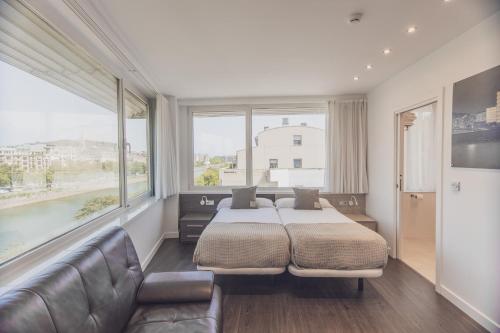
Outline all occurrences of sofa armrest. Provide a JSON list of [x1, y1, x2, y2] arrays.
[[137, 271, 214, 304]]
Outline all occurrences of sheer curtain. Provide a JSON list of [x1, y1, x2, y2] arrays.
[[404, 103, 436, 192], [155, 94, 178, 199], [327, 98, 368, 193]]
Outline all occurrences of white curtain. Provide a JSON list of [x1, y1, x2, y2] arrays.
[[155, 94, 179, 199], [404, 103, 435, 192], [327, 98, 369, 193]]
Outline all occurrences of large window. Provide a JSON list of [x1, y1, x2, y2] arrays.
[[190, 106, 326, 188], [0, 0, 151, 264], [192, 111, 246, 187], [125, 91, 150, 200]]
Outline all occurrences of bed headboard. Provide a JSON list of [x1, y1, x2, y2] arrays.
[[178, 192, 365, 217]]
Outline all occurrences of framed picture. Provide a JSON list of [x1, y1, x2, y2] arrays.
[[452, 65, 500, 169]]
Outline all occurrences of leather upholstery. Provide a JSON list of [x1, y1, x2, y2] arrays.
[[127, 285, 222, 333], [137, 271, 215, 303], [0, 227, 222, 333]]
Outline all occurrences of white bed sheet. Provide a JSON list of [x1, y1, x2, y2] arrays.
[[211, 207, 282, 224], [277, 207, 355, 225]]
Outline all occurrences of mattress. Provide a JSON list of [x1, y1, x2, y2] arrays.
[[193, 208, 290, 269], [279, 208, 388, 270]]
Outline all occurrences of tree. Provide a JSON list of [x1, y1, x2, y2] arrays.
[[0, 164, 23, 188], [209, 156, 224, 165], [75, 195, 119, 219], [195, 168, 220, 186], [45, 167, 55, 190]]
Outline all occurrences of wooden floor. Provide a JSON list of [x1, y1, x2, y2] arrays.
[[146, 239, 486, 333]]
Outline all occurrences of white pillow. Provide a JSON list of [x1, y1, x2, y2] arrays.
[[275, 197, 334, 209], [216, 197, 274, 210]]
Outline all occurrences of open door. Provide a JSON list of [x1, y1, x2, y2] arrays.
[[397, 103, 437, 283]]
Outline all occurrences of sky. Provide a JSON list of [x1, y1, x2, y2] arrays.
[[193, 112, 326, 156], [0, 61, 147, 152]]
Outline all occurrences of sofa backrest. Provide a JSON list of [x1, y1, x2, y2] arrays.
[[0, 227, 144, 333]]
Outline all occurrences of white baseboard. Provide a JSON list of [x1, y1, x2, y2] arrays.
[[436, 284, 499, 332], [164, 231, 179, 239], [141, 232, 166, 269]]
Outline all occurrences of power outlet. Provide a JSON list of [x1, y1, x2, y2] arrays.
[[205, 200, 215, 206]]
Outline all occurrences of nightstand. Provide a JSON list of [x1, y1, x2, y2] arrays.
[[179, 212, 215, 243], [344, 214, 377, 232]]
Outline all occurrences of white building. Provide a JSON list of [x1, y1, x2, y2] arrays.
[[220, 123, 325, 187]]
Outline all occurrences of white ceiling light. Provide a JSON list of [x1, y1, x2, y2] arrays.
[[366, 64, 373, 70], [383, 48, 392, 55], [407, 26, 417, 34], [353, 76, 359, 81]]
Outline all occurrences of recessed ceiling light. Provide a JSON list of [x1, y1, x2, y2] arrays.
[[353, 76, 359, 81], [407, 26, 417, 34], [366, 64, 373, 70], [443, 0, 452, 2], [383, 48, 391, 55]]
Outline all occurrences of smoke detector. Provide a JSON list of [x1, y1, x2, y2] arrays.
[[349, 13, 363, 24]]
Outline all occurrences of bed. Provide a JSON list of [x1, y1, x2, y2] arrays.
[[277, 198, 388, 288], [193, 198, 290, 275]]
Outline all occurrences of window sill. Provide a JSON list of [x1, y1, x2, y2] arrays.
[[0, 195, 159, 294]]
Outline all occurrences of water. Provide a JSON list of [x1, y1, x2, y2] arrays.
[[0, 181, 146, 263]]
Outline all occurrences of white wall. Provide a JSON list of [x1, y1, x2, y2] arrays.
[[366, 12, 500, 331]]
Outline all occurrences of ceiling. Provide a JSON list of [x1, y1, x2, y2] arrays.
[[87, 0, 499, 98]]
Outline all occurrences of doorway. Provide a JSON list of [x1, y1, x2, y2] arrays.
[[397, 102, 437, 283]]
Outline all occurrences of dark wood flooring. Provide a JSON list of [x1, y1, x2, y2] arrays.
[[146, 239, 486, 333]]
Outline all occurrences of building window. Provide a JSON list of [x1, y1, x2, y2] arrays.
[[293, 159, 303, 168], [192, 111, 246, 187], [125, 90, 150, 200], [269, 159, 278, 169], [293, 135, 302, 146], [0, 0, 152, 265]]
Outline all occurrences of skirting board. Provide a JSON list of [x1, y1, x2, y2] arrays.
[[141, 232, 166, 270], [436, 284, 499, 332], [164, 231, 179, 239]]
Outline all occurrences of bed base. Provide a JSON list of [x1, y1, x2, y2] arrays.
[[287, 264, 383, 291], [197, 265, 286, 275]]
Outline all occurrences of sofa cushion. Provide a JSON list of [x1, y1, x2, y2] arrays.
[[125, 285, 222, 333]]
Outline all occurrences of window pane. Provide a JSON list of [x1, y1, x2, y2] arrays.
[[125, 91, 150, 200], [193, 112, 246, 186], [252, 109, 326, 187], [0, 61, 119, 263]]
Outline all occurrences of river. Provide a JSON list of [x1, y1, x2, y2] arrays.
[[0, 181, 146, 263]]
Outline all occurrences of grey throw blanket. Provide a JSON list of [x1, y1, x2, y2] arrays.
[[285, 223, 388, 270], [193, 223, 290, 268]]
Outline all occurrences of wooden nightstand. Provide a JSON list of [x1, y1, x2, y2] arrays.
[[179, 212, 214, 243], [344, 214, 377, 232]]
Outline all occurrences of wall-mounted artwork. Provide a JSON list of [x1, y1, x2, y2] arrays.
[[452, 65, 500, 169]]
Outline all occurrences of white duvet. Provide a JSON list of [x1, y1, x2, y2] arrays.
[[211, 207, 282, 224], [278, 207, 355, 225]]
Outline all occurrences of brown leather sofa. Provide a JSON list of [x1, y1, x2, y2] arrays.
[[0, 227, 222, 333]]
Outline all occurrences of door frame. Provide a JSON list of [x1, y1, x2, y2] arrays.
[[393, 90, 444, 288]]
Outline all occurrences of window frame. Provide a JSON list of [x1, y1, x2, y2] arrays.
[[187, 103, 328, 191], [123, 88, 153, 206], [0, 0, 155, 266], [293, 135, 303, 146]]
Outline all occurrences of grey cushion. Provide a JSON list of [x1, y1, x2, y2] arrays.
[[293, 188, 322, 210], [231, 186, 257, 209], [137, 271, 214, 304]]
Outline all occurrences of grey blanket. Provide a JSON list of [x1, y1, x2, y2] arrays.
[[285, 223, 388, 270], [193, 223, 290, 269]]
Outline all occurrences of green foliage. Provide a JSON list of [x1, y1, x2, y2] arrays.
[[195, 168, 220, 186], [45, 167, 55, 190], [209, 156, 225, 165], [101, 161, 117, 171], [195, 160, 205, 167], [75, 195, 119, 219], [128, 161, 147, 175], [0, 164, 23, 188]]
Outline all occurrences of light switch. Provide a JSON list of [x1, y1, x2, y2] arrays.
[[451, 181, 461, 192]]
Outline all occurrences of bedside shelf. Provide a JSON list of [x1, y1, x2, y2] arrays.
[[344, 213, 377, 232], [179, 212, 215, 243]]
